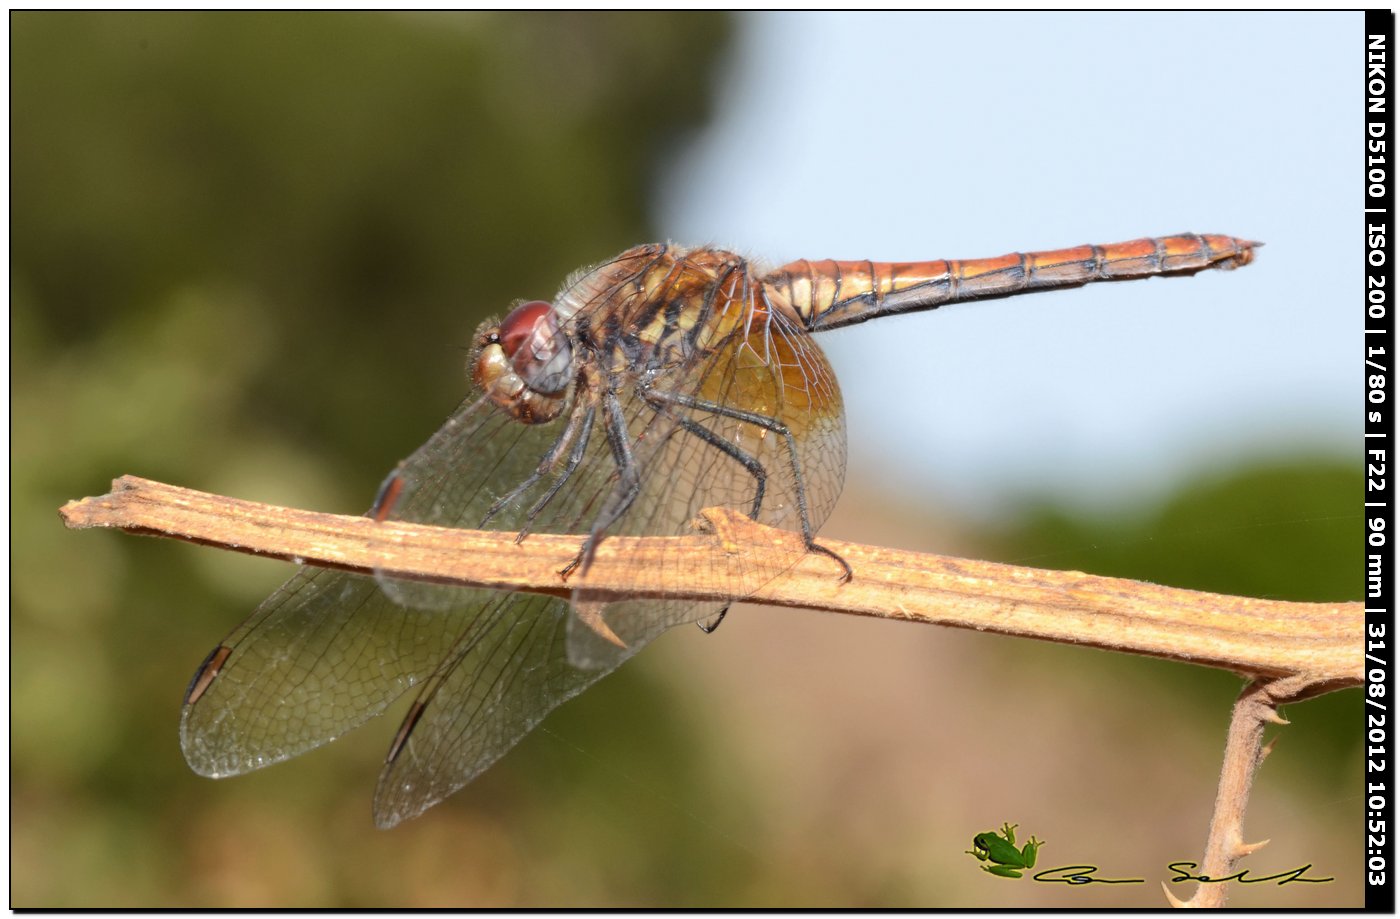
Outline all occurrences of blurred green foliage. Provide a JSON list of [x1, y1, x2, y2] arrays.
[[13, 12, 1359, 907], [995, 459, 1359, 602], [987, 456, 1362, 800]]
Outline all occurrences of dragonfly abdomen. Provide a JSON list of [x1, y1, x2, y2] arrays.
[[767, 233, 1259, 332]]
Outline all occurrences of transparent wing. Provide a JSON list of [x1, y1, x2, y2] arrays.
[[180, 392, 585, 778], [370, 589, 612, 828], [180, 250, 848, 826], [179, 565, 468, 778]]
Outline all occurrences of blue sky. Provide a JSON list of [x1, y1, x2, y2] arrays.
[[659, 12, 1356, 520]]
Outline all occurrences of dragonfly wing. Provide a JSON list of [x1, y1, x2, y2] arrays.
[[180, 565, 467, 777], [371, 588, 631, 828], [179, 393, 549, 777]]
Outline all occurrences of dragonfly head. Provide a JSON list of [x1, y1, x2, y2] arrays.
[[472, 300, 572, 424]]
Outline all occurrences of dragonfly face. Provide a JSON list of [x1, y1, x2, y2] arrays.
[[179, 233, 1257, 827]]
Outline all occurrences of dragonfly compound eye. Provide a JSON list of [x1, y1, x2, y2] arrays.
[[498, 300, 572, 395], [472, 300, 572, 424]]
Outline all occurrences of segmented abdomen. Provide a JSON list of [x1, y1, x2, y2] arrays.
[[766, 233, 1259, 332]]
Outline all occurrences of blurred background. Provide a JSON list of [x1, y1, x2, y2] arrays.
[[13, 11, 1360, 907]]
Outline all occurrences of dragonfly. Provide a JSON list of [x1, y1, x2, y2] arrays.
[[180, 232, 1258, 827]]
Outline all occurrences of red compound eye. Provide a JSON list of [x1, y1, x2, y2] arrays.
[[497, 300, 555, 360], [489, 299, 571, 398]]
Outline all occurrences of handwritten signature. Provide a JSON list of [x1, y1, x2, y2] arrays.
[[1022, 862, 1333, 886]]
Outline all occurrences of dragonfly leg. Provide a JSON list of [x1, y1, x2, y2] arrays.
[[480, 403, 595, 543], [644, 387, 852, 582], [479, 408, 580, 526], [663, 413, 766, 519], [567, 391, 642, 577], [806, 541, 853, 582], [516, 406, 596, 539]]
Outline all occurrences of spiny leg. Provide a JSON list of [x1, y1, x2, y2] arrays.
[[664, 414, 767, 520], [659, 410, 772, 635], [484, 405, 597, 546], [563, 389, 643, 579], [645, 387, 852, 583], [515, 406, 596, 541], [557, 388, 771, 633], [804, 541, 852, 582], [479, 402, 590, 530]]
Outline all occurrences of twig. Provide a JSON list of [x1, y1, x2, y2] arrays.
[[61, 475, 1362, 905], [1163, 675, 1312, 908], [59, 476, 1362, 691]]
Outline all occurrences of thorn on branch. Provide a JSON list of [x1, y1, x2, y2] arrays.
[[1234, 838, 1271, 858]]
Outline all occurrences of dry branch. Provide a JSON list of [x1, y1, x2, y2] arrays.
[[62, 475, 1362, 907], [61, 475, 1361, 696]]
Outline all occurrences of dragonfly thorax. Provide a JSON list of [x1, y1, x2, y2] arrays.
[[472, 299, 573, 424]]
